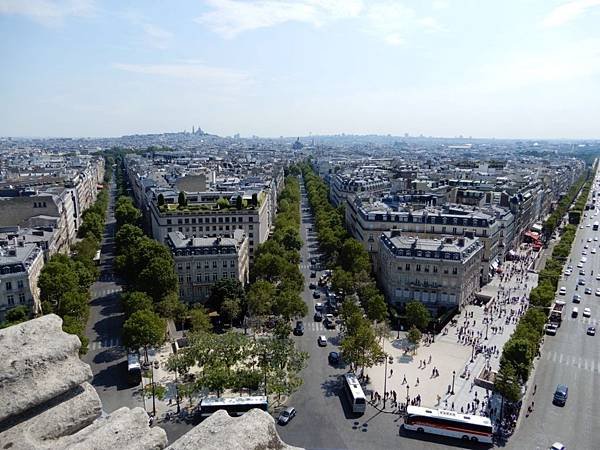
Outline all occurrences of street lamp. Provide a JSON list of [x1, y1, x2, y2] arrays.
[[485, 322, 489, 340], [383, 353, 388, 408], [471, 342, 475, 363], [406, 385, 410, 406], [451, 370, 456, 395]]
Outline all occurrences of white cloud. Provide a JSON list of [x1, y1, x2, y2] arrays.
[[542, 0, 600, 28], [0, 0, 95, 25], [142, 23, 173, 50], [112, 62, 251, 86], [196, 0, 363, 39]]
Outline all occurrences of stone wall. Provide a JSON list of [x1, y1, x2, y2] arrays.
[[0, 315, 301, 450]]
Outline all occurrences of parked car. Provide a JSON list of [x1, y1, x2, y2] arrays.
[[546, 324, 558, 336], [317, 335, 328, 346], [572, 307, 579, 317], [585, 287, 592, 295], [583, 307, 591, 318], [315, 302, 324, 311], [549, 442, 565, 450], [314, 312, 323, 321], [572, 294, 581, 303], [309, 282, 316, 290], [587, 326, 596, 336], [310, 272, 317, 278], [559, 287, 567, 295], [278, 406, 296, 425]]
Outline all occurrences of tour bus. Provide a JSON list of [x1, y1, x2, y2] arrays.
[[403, 406, 493, 444], [198, 396, 268, 417], [126, 352, 142, 386], [593, 221, 599, 231], [342, 372, 367, 414]]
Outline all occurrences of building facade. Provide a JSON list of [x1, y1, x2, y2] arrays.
[[165, 230, 249, 303], [377, 231, 483, 314]]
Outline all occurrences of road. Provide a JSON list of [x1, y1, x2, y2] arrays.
[[277, 176, 485, 450], [508, 171, 600, 450], [82, 178, 142, 413]]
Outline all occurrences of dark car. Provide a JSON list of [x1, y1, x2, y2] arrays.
[[310, 272, 317, 278], [553, 384, 568, 406], [312, 291, 321, 299], [314, 312, 323, 322], [328, 351, 340, 365], [293, 321, 304, 336], [309, 282, 316, 290]]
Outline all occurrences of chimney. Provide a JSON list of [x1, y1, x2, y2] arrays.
[[458, 238, 465, 247]]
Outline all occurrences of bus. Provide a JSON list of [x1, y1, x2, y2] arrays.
[[198, 396, 268, 417], [342, 373, 367, 414], [593, 221, 599, 231], [126, 352, 142, 386], [403, 406, 493, 444]]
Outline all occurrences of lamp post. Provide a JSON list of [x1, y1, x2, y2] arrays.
[[471, 342, 475, 363], [383, 354, 388, 408], [406, 385, 410, 406], [451, 370, 456, 395], [485, 321, 489, 340]]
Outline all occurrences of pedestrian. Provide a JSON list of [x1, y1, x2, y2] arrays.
[[370, 391, 373, 401], [416, 377, 419, 386], [390, 368, 393, 377], [402, 375, 407, 384]]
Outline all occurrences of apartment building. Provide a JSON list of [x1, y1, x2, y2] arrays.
[[0, 241, 44, 321], [377, 231, 483, 314], [165, 230, 249, 303]]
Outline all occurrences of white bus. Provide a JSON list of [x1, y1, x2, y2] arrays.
[[403, 406, 493, 444], [198, 396, 268, 417], [126, 352, 141, 386], [342, 373, 367, 414]]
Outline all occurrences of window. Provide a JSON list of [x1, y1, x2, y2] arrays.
[[19, 293, 26, 303], [167, 227, 172, 232], [204, 274, 210, 282], [192, 227, 197, 232], [197, 262, 202, 269], [405, 263, 410, 271], [218, 217, 223, 223], [178, 227, 183, 232], [17, 280, 24, 289], [416, 264, 421, 272], [5, 281, 12, 291], [186, 274, 192, 282], [223, 261, 228, 268], [167, 219, 172, 225], [7, 294, 14, 305], [178, 275, 183, 282], [186, 262, 191, 270], [230, 272, 236, 278], [249, 224, 254, 230], [248, 217, 253, 222], [178, 219, 182, 224], [212, 273, 218, 281], [433, 266, 438, 273], [230, 260, 235, 268], [196, 274, 201, 282], [424, 265, 430, 273], [249, 233, 254, 238], [177, 263, 183, 270], [185, 218, 189, 224], [452, 227, 457, 234], [213, 261, 217, 268]]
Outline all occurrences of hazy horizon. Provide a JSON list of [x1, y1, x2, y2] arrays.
[[1, 0, 600, 139]]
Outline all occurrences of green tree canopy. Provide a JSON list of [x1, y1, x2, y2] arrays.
[[121, 291, 154, 318], [136, 257, 179, 302], [405, 301, 431, 331], [122, 310, 165, 352]]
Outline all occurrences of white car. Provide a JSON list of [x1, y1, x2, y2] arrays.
[[559, 286, 567, 295], [583, 307, 591, 318], [564, 269, 572, 276], [317, 335, 327, 346], [588, 238, 593, 242], [584, 244, 589, 249], [595, 237, 599, 241], [592, 248, 597, 254], [577, 262, 584, 268], [549, 443, 565, 450]]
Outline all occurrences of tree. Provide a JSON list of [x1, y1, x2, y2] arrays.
[[247, 280, 275, 318], [251, 193, 258, 207], [155, 292, 187, 321], [115, 224, 144, 254], [494, 361, 521, 403], [406, 326, 422, 354], [338, 238, 371, 274], [57, 290, 89, 321], [280, 228, 303, 252], [207, 278, 245, 312], [38, 256, 79, 306], [136, 257, 179, 302], [501, 338, 534, 382], [121, 291, 154, 318], [178, 191, 187, 207], [157, 193, 165, 207], [4, 305, 29, 324], [273, 289, 307, 320], [198, 364, 230, 397], [217, 197, 230, 209], [122, 310, 165, 352], [78, 211, 104, 241], [115, 196, 141, 228], [273, 320, 292, 339], [405, 301, 431, 331], [365, 293, 388, 323], [236, 195, 243, 210], [221, 297, 242, 326], [332, 269, 354, 295], [340, 321, 384, 372], [189, 306, 212, 332]]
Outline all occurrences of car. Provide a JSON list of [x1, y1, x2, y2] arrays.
[[578, 278, 586, 285], [567, 264, 573, 270], [572, 294, 581, 303], [572, 307, 579, 317], [546, 324, 558, 335], [310, 272, 316, 278], [580, 269, 586, 276], [293, 321, 304, 336], [582, 250, 587, 255], [584, 245, 589, 250], [309, 282, 316, 290], [559, 287, 567, 295], [580, 226, 584, 229], [587, 326, 596, 336], [581, 256, 588, 262], [549, 443, 566, 450], [583, 307, 591, 317], [577, 262, 584, 268], [278, 406, 296, 425], [314, 312, 322, 321], [595, 237, 599, 241], [585, 287, 592, 295], [587, 224, 591, 227], [588, 237, 592, 242], [310, 257, 317, 264], [324, 314, 336, 329], [593, 248, 597, 254], [315, 302, 323, 311], [564, 269, 572, 276], [317, 335, 327, 346], [596, 274, 600, 281], [553, 384, 568, 406], [312, 291, 321, 299], [328, 351, 340, 365], [596, 289, 600, 296]]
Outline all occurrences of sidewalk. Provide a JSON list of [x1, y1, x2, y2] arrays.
[[365, 244, 544, 421]]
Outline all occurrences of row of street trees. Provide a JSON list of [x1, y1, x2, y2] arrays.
[[496, 164, 596, 403], [33, 168, 111, 351]]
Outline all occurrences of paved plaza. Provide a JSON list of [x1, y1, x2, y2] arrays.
[[366, 245, 542, 423]]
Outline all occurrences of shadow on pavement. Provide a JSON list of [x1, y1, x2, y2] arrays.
[[399, 427, 492, 449], [320, 375, 340, 398], [93, 346, 126, 364], [92, 315, 124, 338], [92, 360, 132, 391]]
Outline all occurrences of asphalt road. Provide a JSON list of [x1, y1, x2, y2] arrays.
[[277, 176, 487, 450], [507, 173, 600, 450], [82, 180, 143, 413]]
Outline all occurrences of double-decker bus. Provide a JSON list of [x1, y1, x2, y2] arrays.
[[342, 372, 367, 414], [403, 406, 493, 444], [198, 396, 268, 417]]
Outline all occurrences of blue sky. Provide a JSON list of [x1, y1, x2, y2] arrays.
[[1, 0, 600, 139]]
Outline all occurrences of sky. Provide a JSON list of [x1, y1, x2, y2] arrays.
[[1, 0, 600, 139]]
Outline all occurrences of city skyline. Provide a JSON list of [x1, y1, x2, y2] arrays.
[[1, 0, 600, 139]]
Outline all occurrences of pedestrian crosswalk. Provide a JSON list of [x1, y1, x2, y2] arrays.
[[300, 264, 311, 269], [305, 322, 333, 332], [89, 337, 122, 351], [92, 287, 122, 299], [565, 316, 598, 326], [543, 350, 600, 373]]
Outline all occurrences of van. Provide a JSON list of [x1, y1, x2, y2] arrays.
[[572, 307, 579, 318], [553, 384, 568, 406]]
